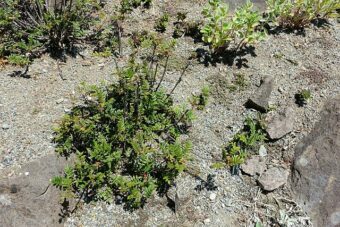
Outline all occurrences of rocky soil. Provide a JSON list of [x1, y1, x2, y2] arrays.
[[1, 0, 339, 226]]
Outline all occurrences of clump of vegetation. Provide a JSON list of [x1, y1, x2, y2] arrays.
[[155, 13, 170, 33], [227, 73, 248, 92], [201, 0, 266, 54], [120, 0, 152, 14], [223, 117, 266, 175], [190, 86, 210, 110], [52, 53, 194, 209], [173, 12, 202, 40], [91, 19, 122, 57], [265, 0, 340, 29], [0, 0, 101, 65], [295, 89, 312, 107]]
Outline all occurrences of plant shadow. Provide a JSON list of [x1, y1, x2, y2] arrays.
[[196, 46, 257, 69]]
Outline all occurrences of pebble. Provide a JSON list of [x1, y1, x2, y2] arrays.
[[209, 193, 217, 201], [56, 98, 64, 104], [24, 172, 30, 176], [204, 218, 211, 224], [259, 145, 267, 157], [64, 108, 71, 113], [2, 123, 10, 130]]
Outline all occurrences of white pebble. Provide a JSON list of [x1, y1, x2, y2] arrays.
[[209, 193, 217, 201]]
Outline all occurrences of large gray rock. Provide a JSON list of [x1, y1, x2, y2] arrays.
[[0, 154, 70, 227], [246, 76, 275, 112], [291, 95, 340, 227], [266, 107, 295, 139]]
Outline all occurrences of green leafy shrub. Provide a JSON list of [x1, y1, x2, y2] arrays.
[[91, 19, 121, 57], [266, 0, 340, 29], [0, 0, 100, 64], [201, 0, 266, 53], [52, 57, 194, 209], [223, 117, 266, 175], [155, 13, 170, 33]]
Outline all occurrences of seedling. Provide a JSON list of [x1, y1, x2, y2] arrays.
[[190, 86, 210, 110], [295, 89, 311, 107], [155, 13, 170, 33], [223, 117, 266, 175]]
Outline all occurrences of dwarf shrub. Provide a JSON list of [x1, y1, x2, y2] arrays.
[[52, 56, 194, 209]]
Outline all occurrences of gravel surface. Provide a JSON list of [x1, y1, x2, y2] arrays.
[[0, 0, 339, 226]]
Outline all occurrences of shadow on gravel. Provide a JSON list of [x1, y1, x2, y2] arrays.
[[196, 46, 257, 69]]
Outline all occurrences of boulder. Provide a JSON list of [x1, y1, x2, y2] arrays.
[[245, 76, 274, 112], [291, 95, 340, 227], [0, 154, 70, 227], [266, 107, 295, 139]]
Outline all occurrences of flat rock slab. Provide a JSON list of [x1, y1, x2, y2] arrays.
[[291, 95, 340, 227], [258, 167, 289, 191], [0, 154, 69, 227], [241, 156, 266, 176], [266, 107, 295, 139], [246, 76, 274, 112]]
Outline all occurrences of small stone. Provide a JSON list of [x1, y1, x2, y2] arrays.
[[204, 218, 211, 224], [56, 98, 64, 104], [259, 145, 267, 157], [245, 76, 275, 112], [2, 123, 10, 130], [209, 193, 217, 201], [24, 172, 29, 176], [258, 167, 289, 191], [241, 156, 266, 176], [64, 108, 71, 113], [266, 107, 295, 139]]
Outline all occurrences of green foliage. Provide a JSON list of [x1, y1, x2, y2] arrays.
[[52, 57, 194, 209], [190, 86, 210, 110], [173, 12, 202, 39], [227, 73, 248, 92], [266, 0, 340, 29], [120, 0, 152, 14], [201, 0, 266, 53], [91, 19, 121, 57], [155, 13, 170, 33], [0, 0, 101, 64], [295, 89, 311, 106], [223, 117, 266, 175]]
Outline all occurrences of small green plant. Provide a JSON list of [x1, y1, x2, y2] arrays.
[[201, 0, 266, 54], [227, 73, 248, 92], [0, 0, 101, 65], [173, 12, 202, 39], [190, 86, 210, 110], [295, 89, 311, 106], [266, 0, 340, 29], [155, 13, 170, 33], [52, 53, 194, 209], [223, 117, 266, 175]]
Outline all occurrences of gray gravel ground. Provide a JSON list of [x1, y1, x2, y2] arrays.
[[0, 0, 339, 226]]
